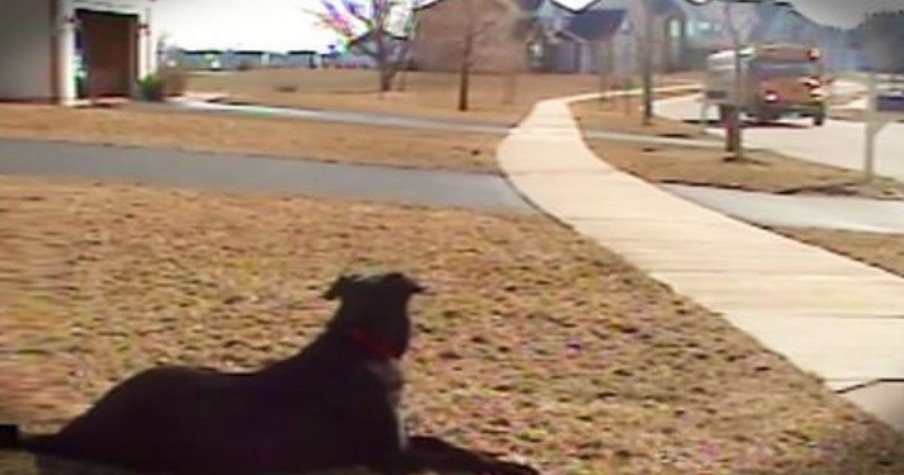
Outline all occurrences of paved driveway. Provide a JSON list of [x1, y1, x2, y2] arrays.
[[0, 139, 535, 214]]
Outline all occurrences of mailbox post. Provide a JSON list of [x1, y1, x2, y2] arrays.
[[863, 72, 904, 182]]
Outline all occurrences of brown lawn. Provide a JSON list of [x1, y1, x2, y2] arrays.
[[1, 176, 903, 475], [0, 104, 499, 173], [572, 99, 904, 200], [770, 228, 904, 278], [187, 69, 702, 126]]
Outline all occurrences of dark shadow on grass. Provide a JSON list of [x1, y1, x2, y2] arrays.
[[11, 439, 532, 475]]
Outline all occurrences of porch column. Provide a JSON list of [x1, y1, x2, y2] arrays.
[[57, 1, 77, 104], [139, 6, 154, 79]]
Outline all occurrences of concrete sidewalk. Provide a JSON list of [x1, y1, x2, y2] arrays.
[[497, 91, 904, 434]]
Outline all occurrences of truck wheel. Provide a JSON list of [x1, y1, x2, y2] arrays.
[[754, 112, 778, 125]]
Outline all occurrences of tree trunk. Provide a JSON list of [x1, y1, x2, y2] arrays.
[[502, 72, 517, 105], [458, 58, 471, 112], [724, 1, 744, 160], [641, 0, 655, 126], [458, 31, 474, 112], [379, 67, 394, 93]]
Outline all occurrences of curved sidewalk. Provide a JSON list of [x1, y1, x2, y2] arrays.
[[497, 91, 904, 433]]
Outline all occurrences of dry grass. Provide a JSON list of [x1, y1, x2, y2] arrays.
[[0, 104, 499, 173], [572, 94, 709, 139], [1, 176, 903, 475], [573, 100, 904, 200], [771, 228, 904, 278], [187, 69, 700, 126]]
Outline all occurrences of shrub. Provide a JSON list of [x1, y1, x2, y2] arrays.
[[137, 67, 188, 101], [138, 74, 165, 101]]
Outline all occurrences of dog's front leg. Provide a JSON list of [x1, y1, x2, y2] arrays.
[[354, 401, 421, 475]]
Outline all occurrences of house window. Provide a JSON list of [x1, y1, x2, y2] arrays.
[[669, 19, 682, 39]]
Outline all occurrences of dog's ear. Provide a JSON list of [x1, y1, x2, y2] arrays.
[[322, 274, 359, 301], [387, 272, 430, 295]]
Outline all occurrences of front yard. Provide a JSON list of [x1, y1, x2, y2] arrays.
[[186, 69, 701, 126], [0, 104, 500, 174], [572, 99, 904, 200], [1, 175, 903, 475]]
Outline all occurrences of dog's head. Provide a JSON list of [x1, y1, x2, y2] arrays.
[[322, 272, 428, 302], [323, 271, 429, 358]]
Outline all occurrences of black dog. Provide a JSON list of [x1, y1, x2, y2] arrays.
[[1, 272, 539, 475]]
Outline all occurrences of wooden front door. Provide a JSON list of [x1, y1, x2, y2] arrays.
[[77, 9, 138, 99]]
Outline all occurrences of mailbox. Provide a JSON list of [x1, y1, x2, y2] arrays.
[[876, 90, 904, 113]]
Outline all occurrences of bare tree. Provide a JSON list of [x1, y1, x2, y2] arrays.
[[454, 0, 503, 112], [723, 1, 744, 157], [314, 0, 415, 92], [503, 8, 541, 106], [640, 0, 656, 125], [855, 10, 904, 73], [721, 1, 759, 160]]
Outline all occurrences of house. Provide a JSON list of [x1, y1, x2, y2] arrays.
[[285, 50, 322, 69], [542, 9, 631, 75], [411, 0, 531, 74], [173, 49, 226, 70], [524, 0, 691, 75], [0, 0, 158, 103]]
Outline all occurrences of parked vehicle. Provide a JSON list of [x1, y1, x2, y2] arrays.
[[705, 43, 831, 126]]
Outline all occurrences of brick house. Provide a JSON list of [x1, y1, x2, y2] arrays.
[[542, 9, 633, 75], [410, 0, 534, 74]]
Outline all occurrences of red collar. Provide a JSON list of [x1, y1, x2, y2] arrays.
[[345, 328, 401, 360]]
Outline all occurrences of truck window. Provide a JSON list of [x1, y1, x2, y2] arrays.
[[753, 60, 819, 78]]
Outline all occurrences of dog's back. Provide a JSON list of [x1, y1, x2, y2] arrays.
[[3, 272, 426, 475]]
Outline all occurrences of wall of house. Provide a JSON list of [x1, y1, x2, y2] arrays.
[[0, 0, 54, 101], [412, 0, 527, 74]]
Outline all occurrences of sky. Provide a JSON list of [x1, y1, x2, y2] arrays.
[[154, 0, 904, 52]]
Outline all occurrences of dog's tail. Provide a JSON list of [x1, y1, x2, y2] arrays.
[[0, 424, 20, 449]]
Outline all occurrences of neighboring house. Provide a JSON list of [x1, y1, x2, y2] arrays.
[[531, 0, 691, 75], [174, 49, 324, 71], [0, 0, 158, 103], [285, 50, 322, 69], [543, 9, 631, 75], [174, 50, 226, 70], [411, 0, 531, 74], [230, 50, 273, 70], [580, 0, 692, 74]]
